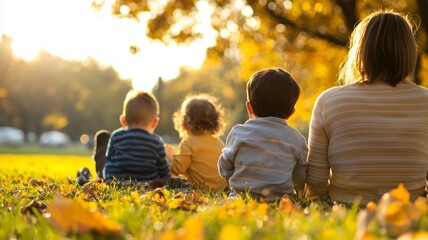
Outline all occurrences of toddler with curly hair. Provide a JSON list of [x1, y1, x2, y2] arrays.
[[166, 94, 227, 192]]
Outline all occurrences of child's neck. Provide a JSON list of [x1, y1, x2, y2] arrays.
[[126, 124, 153, 134], [186, 130, 212, 137]]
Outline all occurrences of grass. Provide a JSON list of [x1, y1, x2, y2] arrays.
[[0, 143, 92, 156], [1, 153, 427, 239]]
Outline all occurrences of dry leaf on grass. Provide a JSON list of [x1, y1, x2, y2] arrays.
[[356, 184, 428, 238], [21, 200, 47, 215], [47, 195, 122, 235]]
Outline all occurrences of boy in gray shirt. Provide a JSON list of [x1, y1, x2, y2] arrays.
[[218, 68, 307, 202]]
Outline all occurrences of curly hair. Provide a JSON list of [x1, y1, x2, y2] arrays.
[[173, 94, 225, 138]]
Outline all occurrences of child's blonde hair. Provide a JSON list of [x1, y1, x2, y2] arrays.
[[339, 10, 417, 86], [173, 94, 225, 138]]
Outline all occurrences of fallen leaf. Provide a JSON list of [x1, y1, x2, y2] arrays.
[[375, 184, 425, 237], [21, 200, 47, 215], [389, 184, 410, 203], [219, 224, 243, 240], [28, 178, 47, 187], [177, 216, 205, 240], [354, 229, 378, 240], [414, 197, 428, 213], [279, 197, 293, 214], [48, 195, 122, 235], [398, 231, 428, 240]]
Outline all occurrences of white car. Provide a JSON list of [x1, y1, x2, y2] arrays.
[[0, 127, 24, 146], [40, 131, 70, 147]]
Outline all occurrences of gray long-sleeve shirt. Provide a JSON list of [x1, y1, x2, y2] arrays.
[[218, 117, 308, 202]]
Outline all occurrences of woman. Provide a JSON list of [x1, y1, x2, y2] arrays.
[[306, 10, 428, 205]]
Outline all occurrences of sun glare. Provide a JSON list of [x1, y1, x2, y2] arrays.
[[0, 0, 216, 92], [11, 40, 40, 61]]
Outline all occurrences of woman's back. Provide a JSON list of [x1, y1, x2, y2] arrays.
[[307, 81, 428, 204]]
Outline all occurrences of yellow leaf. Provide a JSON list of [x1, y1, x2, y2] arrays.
[[130, 191, 140, 200], [219, 224, 243, 240], [178, 216, 205, 240], [168, 198, 183, 209], [159, 230, 176, 240], [398, 231, 428, 240], [355, 230, 378, 240], [389, 184, 410, 203], [366, 202, 377, 211], [234, 196, 246, 209], [256, 203, 269, 218], [414, 197, 428, 213], [279, 197, 294, 214], [48, 195, 122, 235]]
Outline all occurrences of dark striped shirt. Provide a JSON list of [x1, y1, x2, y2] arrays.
[[103, 128, 170, 181]]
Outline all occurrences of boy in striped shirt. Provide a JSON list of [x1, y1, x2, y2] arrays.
[[99, 90, 170, 181]]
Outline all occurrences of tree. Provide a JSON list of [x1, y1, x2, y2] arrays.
[[95, 0, 428, 133], [0, 36, 132, 141], [99, 0, 427, 61]]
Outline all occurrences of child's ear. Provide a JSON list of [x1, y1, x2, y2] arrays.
[[119, 115, 128, 127], [150, 117, 159, 130], [246, 101, 255, 119]]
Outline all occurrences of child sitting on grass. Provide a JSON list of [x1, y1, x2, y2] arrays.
[[78, 89, 170, 185], [166, 94, 227, 192], [218, 68, 308, 202], [103, 90, 170, 181]]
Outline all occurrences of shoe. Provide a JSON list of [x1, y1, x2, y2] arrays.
[[76, 167, 92, 186], [93, 130, 111, 179], [228, 191, 239, 200], [166, 177, 191, 188]]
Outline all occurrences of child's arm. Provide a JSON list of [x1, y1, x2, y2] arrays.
[[218, 151, 234, 180], [292, 140, 308, 197], [218, 130, 237, 180], [156, 139, 171, 179], [170, 140, 192, 175], [164, 144, 175, 163]]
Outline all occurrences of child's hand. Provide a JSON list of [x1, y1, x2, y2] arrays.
[[164, 144, 176, 163]]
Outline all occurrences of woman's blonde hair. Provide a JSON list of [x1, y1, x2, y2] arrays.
[[338, 10, 417, 86], [173, 94, 225, 138]]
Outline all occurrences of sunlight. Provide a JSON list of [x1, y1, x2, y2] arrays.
[[11, 40, 40, 61], [0, 0, 216, 92]]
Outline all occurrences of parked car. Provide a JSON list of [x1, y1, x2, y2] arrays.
[[0, 127, 24, 146], [40, 131, 70, 147]]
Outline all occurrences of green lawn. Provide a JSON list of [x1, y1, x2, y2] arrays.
[[0, 143, 92, 156], [0, 153, 427, 239]]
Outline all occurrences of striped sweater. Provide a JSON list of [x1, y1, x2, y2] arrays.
[[104, 128, 170, 181], [306, 81, 428, 204]]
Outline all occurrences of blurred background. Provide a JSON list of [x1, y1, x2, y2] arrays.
[[0, 0, 427, 151]]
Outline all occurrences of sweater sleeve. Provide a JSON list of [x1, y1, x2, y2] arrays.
[[218, 130, 236, 179], [170, 139, 192, 175], [292, 139, 308, 191], [306, 94, 330, 198], [156, 138, 170, 179]]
